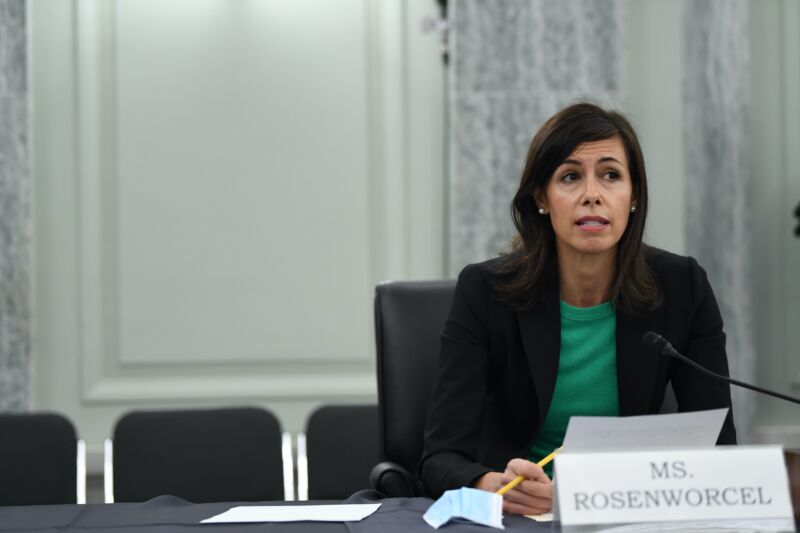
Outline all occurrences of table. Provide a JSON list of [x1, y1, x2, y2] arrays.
[[2, 490, 797, 532], [0, 491, 550, 532]]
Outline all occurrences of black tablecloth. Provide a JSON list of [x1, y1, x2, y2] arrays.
[[0, 491, 552, 532]]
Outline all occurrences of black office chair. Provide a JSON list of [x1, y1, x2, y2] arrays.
[[297, 404, 380, 500], [0, 412, 85, 505], [370, 280, 456, 497], [108, 406, 288, 503]]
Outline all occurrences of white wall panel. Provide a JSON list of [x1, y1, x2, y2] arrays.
[[751, 0, 800, 447], [112, 0, 371, 365], [31, 0, 447, 452], [624, 0, 685, 255]]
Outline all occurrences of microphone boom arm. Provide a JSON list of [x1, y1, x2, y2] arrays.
[[643, 331, 800, 406], [664, 345, 800, 406]]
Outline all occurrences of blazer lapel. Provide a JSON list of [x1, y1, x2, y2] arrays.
[[616, 307, 664, 415], [517, 297, 561, 432]]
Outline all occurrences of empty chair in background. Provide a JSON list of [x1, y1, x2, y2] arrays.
[[370, 280, 455, 497], [107, 406, 291, 503], [297, 404, 379, 500], [0, 412, 86, 506]]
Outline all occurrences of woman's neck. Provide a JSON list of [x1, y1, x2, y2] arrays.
[[556, 245, 616, 308]]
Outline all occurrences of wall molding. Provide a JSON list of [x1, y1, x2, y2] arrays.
[[84, 372, 376, 403], [73, 0, 379, 404]]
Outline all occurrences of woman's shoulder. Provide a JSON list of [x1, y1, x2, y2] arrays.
[[644, 246, 712, 299], [455, 257, 501, 291], [457, 256, 505, 279], [645, 246, 704, 274], [454, 256, 513, 302]]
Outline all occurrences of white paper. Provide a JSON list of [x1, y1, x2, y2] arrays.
[[562, 408, 728, 452], [201, 503, 381, 524], [524, 512, 554, 522]]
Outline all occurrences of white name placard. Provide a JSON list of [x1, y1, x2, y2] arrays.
[[555, 446, 794, 527]]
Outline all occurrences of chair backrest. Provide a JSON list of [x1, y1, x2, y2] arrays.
[[304, 404, 379, 500], [374, 280, 455, 483], [0, 413, 79, 506], [111, 407, 284, 503]]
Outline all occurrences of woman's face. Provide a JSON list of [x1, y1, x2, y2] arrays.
[[537, 136, 635, 259]]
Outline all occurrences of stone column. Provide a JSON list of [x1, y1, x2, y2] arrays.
[[682, 0, 753, 439], [0, 0, 31, 411], [448, 0, 625, 273]]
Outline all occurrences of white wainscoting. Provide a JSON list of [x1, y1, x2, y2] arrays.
[[30, 0, 446, 457]]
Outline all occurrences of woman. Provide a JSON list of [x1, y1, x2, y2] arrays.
[[420, 103, 737, 515]]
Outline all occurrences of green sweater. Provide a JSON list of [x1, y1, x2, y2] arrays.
[[528, 300, 620, 477]]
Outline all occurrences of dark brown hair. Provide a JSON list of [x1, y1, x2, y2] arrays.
[[494, 102, 660, 314]]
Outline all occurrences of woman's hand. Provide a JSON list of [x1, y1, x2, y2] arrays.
[[474, 459, 553, 515]]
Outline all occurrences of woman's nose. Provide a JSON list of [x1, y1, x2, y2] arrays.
[[582, 176, 601, 204]]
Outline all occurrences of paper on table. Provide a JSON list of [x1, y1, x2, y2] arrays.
[[562, 408, 728, 452], [201, 503, 381, 524], [524, 512, 553, 522]]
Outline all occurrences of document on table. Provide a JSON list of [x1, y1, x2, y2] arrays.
[[562, 408, 728, 451], [201, 503, 381, 524], [525, 512, 553, 522]]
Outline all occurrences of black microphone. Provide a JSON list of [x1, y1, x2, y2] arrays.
[[642, 331, 800, 406]]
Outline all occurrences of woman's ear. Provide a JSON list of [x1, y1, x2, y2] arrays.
[[533, 190, 547, 213]]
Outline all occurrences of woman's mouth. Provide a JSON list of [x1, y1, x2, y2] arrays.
[[576, 216, 609, 232]]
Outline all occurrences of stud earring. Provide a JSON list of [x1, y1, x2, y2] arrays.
[[538, 208, 546, 215], [630, 206, 636, 213]]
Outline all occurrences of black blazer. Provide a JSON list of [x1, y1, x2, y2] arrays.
[[419, 247, 737, 498]]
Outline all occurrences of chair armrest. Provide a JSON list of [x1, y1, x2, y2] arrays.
[[369, 461, 423, 497]]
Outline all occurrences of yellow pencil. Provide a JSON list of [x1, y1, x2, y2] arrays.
[[496, 447, 562, 495]]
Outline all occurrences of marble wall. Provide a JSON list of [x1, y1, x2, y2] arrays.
[[0, 0, 30, 411], [682, 0, 753, 439], [448, 0, 625, 273]]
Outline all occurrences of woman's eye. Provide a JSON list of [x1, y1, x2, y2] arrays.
[[561, 172, 579, 182], [603, 170, 620, 180]]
